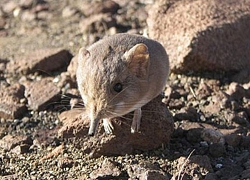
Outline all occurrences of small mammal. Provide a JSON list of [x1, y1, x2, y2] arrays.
[[76, 33, 169, 136]]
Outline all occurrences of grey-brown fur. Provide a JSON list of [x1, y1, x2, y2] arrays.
[[76, 33, 169, 136]]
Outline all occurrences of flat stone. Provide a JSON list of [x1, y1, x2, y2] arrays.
[[22, 78, 61, 111], [58, 95, 174, 157], [0, 83, 27, 119], [90, 159, 121, 179], [0, 134, 32, 150], [147, 0, 250, 72], [6, 48, 72, 75]]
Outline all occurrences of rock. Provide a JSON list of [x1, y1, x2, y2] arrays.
[[0, 59, 8, 73], [231, 69, 250, 84], [201, 128, 225, 144], [209, 143, 225, 157], [32, 2, 49, 13], [40, 144, 65, 161], [215, 164, 244, 180], [62, 6, 78, 18], [90, 159, 121, 179], [127, 161, 168, 180], [57, 157, 74, 169], [6, 48, 72, 75], [241, 169, 250, 179], [147, 0, 250, 72], [0, 83, 27, 119], [22, 78, 61, 111], [224, 133, 241, 147], [231, 111, 249, 126], [79, 13, 116, 34], [2, 1, 18, 14], [204, 173, 218, 180], [0, 134, 32, 150], [58, 95, 174, 157], [174, 106, 198, 121], [10, 144, 30, 154], [0, 17, 6, 29], [196, 81, 213, 100], [58, 108, 87, 138], [226, 82, 246, 101], [21, 10, 36, 21], [241, 136, 250, 148], [173, 155, 213, 179], [19, 0, 34, 9], [81, 0, 120, 16]]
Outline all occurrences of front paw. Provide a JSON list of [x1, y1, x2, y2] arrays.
[[103, 118, 114, 134]]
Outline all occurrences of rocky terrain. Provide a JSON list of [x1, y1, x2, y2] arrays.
[[0, 0, 250, 179]]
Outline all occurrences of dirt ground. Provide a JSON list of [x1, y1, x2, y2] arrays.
[[0, 0, 250, 179]]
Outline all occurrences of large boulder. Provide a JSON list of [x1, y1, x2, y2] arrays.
[[147, 0, 250, 73]]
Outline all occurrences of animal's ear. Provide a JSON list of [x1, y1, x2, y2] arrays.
[[124, 43, 150, 79], [78, 48, 90, 62]]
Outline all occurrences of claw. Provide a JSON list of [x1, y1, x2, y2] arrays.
[[103, 118, 114, 134], [131, 108, 142, 133]]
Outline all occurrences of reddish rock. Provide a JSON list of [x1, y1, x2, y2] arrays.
[[22, 78, 61, 111], [90, 159, 121, 179], [40, 144, 65, 161], [67, 55, 78, 84], [6, 48, 72, 75], [196, 81, 213, 100], [147, 0, 250, 72], [58, 95, 174, 157], [0, 134, 32, 150], [0, 83, 27, 119], [58, 108, 88, 138], [127, 161, 168, 180]]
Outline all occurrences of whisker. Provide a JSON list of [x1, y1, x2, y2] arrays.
[[107, 110, 133, 121], [108, 85, 131, 104]]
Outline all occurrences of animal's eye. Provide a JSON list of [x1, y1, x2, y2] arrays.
[[113, 83, 123, 93]]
